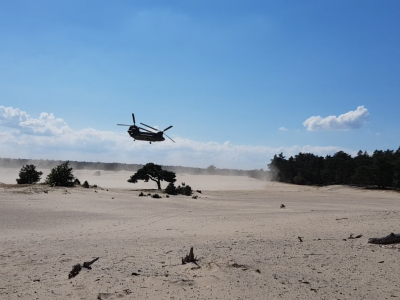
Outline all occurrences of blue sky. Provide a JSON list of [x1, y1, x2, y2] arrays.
[[1, 0, 399, 169]]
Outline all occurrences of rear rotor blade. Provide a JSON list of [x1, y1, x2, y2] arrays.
[[140, 123, 160, 132], [164, 133, 175, 143], [163, 125, 173, 132], [132, 113, 136, 125], [117, 124, 132, 126]]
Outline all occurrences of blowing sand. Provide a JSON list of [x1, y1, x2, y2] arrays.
[[1, 169, 400, 299]]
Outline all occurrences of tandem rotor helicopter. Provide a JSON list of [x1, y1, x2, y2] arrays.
[[117, 113, 175, 144]]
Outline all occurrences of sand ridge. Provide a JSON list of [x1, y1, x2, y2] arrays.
[[1, 170, 400, 299]]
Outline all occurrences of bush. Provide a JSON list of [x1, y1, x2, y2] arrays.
[[16, 165, 43, 184], [165, 182, 177, 195], [82, 181, 89, 188], [293, 175, 306, 185], [152, 193, 161, 198], [192, 195, 198, 199], [165, 182, 193, 196], [45, 161, 75, 187], [74, 178, 81, 185], [139, 192, 144, 196], [183, 185, 192, 196], [175, 183, 193, 196]]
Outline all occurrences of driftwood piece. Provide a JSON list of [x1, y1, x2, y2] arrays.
[[69, 257, 99, 279], [182, 247, 197, 265], [83, 257, 99, 269], [368, 233, 400, 244], [348, 234, 362, 239]]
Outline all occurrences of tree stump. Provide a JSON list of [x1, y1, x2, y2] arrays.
[[182, 247, 197, 264], [69, 264, 82, 279]]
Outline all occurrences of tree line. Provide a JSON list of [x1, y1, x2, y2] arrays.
[[268, 148, 400, 189], [0, 158, 270, 180]]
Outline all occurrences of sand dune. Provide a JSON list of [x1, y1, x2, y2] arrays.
[[1, 169, 400, 299]]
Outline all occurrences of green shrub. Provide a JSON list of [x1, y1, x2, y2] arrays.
[[175, 183, 193, 196], [45, 161, 75, 187], [293, 175, 306, 185], [82, 181, 89, 188], [16, 165, 43, 184], [183, 185, 192, 196], [165, 182, 177, 195], [139, 192, 144, 196], [74, 178, 81, 185], [152, 193, 161, 198]]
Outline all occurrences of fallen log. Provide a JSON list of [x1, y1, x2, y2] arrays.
[[368, 233, 400, 244]]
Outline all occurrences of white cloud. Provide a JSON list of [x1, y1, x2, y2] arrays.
[[0, 106, 355, 169], [279, 127, 288, 131], [303, 106, 369, 131], [0, 106, 71, 135]]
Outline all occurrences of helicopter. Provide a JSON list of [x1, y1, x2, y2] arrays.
[[117, 113, 175, 144]]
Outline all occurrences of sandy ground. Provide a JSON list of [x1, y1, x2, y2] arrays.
[[1, 169, 400, 299]]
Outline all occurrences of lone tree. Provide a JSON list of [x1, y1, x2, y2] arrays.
[[45, 161, 75, 187], [127, 163, 176, 189], [16, 165, 43, 184]]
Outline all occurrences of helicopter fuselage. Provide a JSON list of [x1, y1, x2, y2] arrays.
[[128, 126, 165, 142], [117, 113, 174, 143]]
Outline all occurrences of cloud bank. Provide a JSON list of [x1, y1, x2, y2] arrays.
[[303, 106, 369, 131], [0, 106, 354, 169]]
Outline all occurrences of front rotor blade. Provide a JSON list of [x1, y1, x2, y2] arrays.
[[140, 123, 160, 132], [164, 133, 175, 143], [163, 125, 173, 132], [137, 126, 153, 133], [132, 113, 135, 125], [117, 124, 132, 126]]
